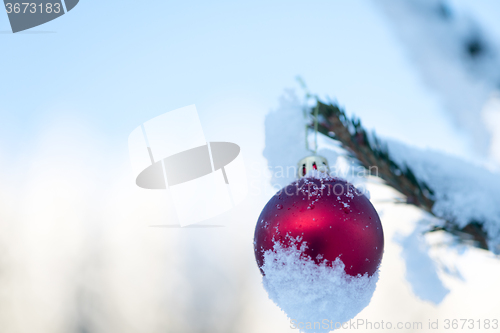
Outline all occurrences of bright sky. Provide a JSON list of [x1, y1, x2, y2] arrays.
[[1, 2, 500, 332], [1, 0, 490, 164]]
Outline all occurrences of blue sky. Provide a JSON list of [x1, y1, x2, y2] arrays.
[[2, 0, 495, 164]]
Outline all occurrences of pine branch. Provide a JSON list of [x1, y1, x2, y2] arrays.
[[311, 100, 489, 251]]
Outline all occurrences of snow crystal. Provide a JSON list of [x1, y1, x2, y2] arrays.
[[261, 240, 379, 333]]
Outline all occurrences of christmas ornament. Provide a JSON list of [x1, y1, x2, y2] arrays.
[[253, 154, 384, 328], [254, 173, 383, 276]]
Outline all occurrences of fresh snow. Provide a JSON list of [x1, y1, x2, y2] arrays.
[[386, 139, 500, 254], [262, 238, 379, 332]]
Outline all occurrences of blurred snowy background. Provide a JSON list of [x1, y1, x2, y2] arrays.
[[1, 0, 500, 332]]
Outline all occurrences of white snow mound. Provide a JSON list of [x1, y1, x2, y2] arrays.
[[261, 240, 379, 333]]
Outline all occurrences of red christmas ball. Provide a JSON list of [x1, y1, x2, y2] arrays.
[[254, 176, 384, 277]]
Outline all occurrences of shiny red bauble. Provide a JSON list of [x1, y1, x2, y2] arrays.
[[254, 176, 384, 277]]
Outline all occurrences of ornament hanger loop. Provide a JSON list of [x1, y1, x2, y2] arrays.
[[305, 100, 320, 154]]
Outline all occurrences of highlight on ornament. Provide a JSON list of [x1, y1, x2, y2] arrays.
[[253, 156, 384, 332]]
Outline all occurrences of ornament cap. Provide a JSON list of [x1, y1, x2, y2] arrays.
[[297, 155, 329, 178]]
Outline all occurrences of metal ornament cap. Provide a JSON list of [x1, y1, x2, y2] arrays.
[[297, 155, 329, 178]]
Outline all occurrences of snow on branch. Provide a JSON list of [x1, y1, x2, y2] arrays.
[[312, 100, 500, 254]]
